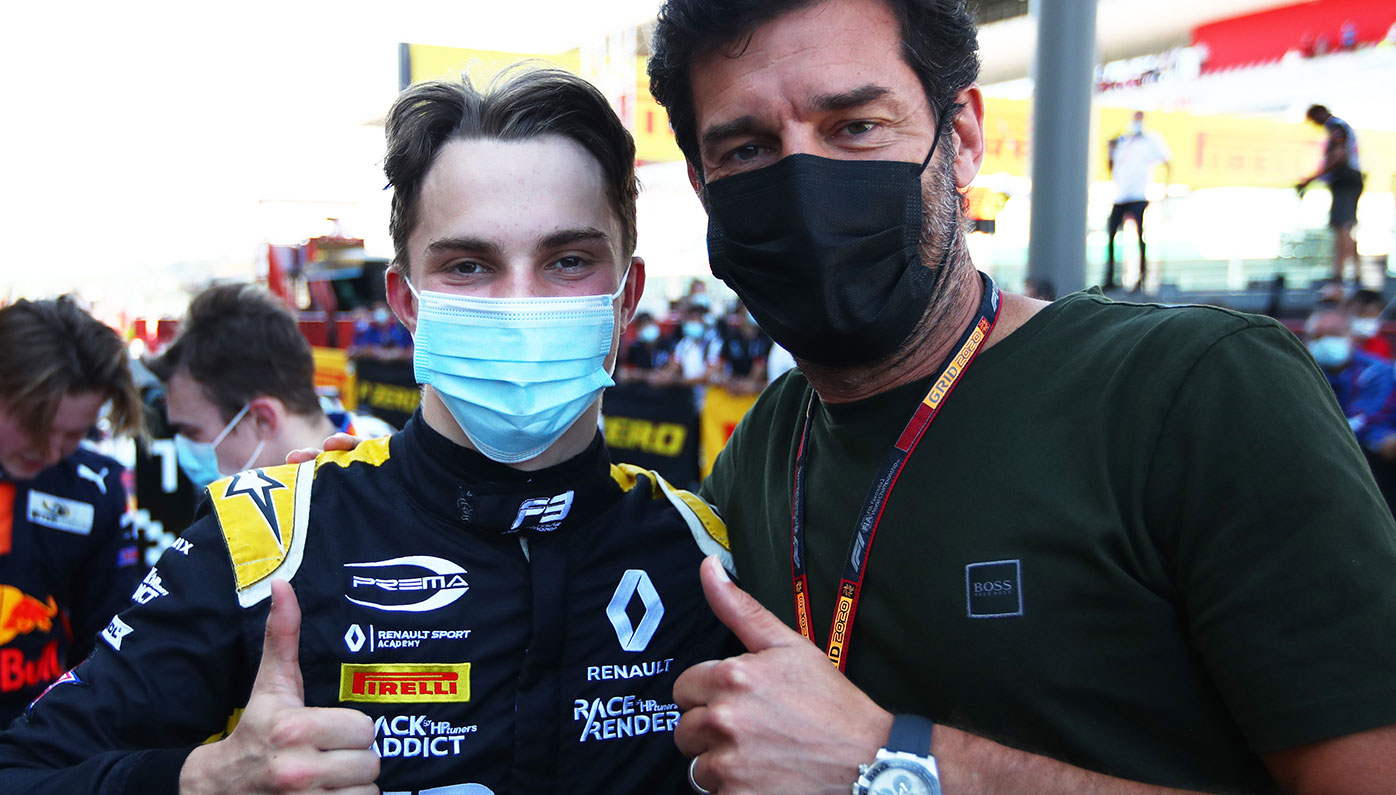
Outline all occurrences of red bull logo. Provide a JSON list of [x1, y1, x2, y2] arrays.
[[0, 586, 60, 645], [1, 640, 61, 693]]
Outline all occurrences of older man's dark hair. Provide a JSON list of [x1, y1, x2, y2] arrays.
[[647, 0, 981, 178]]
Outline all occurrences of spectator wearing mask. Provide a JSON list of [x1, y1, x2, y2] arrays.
[[1307, 307, 1396, 456], [348, 300, 413, 361], [0, 297, 144, 725], [680, 277, 712, 314], [1348, 289, 1392, 359], [666, 305, 720, 390], [149, 283, 391, 490], [618, 311, 674, 385], [713, 304, 772, 395]]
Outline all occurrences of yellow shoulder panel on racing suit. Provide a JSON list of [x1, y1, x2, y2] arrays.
[[207, 460, 315, 608], [610, 463, 733, 574]]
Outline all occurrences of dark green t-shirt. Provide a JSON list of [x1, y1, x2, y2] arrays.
[[701, 290, 1396, 792]]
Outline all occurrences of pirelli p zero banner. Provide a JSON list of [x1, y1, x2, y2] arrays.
[[352, 359, 421, 430], [602, 384, 701, 490]]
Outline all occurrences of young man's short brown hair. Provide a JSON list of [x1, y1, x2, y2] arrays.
[[0, 296, 144, 442], [149, 283, 322, 422], [384, 66, 640, 275]]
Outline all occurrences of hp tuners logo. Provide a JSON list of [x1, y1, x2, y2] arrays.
[[605, 570, 664, 652], [345, 556, 469, 613], [509, 490, 573, 533]]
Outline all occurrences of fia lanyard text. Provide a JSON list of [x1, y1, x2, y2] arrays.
[[790, 272, 1002, 671]]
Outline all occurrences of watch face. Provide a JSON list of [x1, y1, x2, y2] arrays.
[[866, 762, 938, 795]]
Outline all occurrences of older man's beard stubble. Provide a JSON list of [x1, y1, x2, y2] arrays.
[[797, 143, 978, 400]]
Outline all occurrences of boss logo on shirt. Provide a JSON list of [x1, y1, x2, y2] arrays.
[[26, 490, 94, 534], [965, 559, 1024, 618], [339, 662, 471, 704], [509, 490, 574, 533]]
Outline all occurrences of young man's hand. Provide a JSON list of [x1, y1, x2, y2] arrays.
[[180, 580, 379, 794]]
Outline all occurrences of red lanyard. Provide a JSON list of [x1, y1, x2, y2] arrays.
[[791, 273, 1001, 671]]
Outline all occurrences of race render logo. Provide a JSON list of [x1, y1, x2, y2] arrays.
[[509, 490, 574, 533], [345, 556, 469, 613], [573, 694, 680, 743], [374, 713, 479, 760], [340, 663, 471, 704], [344, 624, 472, 654]]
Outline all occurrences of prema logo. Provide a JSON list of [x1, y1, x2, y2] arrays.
[[345, 556, 469, 613], [605, 569, 664, 653], [509, 490, 574, 533], [339, 662, 471, 704]]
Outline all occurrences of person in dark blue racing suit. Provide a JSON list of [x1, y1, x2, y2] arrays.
[[0, 297, 145, 727], [0, 67, 735, 795]]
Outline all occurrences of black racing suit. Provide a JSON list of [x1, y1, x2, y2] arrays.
[[0, 448, 141, 727], [0, 415, 735, 794]]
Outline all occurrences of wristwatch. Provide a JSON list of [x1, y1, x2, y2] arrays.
[[852, 714, 942, 795]]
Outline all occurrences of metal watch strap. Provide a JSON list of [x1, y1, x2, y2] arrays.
[[886, 714, 935, 756]]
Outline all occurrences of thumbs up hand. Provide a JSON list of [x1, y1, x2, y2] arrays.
[[180, 580, 380, 795], [674, 556, 893, 795]]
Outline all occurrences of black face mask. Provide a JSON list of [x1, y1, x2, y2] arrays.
[[703, 141, 943, 368]]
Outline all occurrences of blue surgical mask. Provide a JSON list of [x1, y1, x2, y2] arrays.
[[407, 273, 627, 464], [639, 325, 661, 344], [174, 403, 265, 489], [373, 308, 391, 324], [1309, 336, 1353, 369], [683, 321, 706, 339]]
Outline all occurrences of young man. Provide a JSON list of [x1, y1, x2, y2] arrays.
[[0, 68, 732, 794], [148, 282, 392, 490], [647, 0, 1396, 793], [1298, 104, 1365, 283], [0, 297, 144, 725]]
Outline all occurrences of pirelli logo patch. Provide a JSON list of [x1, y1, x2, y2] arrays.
[[339, 663, 471, 704]]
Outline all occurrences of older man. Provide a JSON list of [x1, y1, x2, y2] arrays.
[[647, 0, 1396, 793]]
